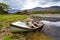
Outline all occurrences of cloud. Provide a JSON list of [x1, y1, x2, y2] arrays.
[[0, 0, 60, 10], [0, 0, 4, 3], [52, 0, 60, 2], [2, 0, 26, 9], [23, 0, 40, 9]]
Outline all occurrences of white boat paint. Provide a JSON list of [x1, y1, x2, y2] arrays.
[[10, 21, 44, 32], [11, 21, 31, 28]]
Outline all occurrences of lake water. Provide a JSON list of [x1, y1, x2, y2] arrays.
[[32, 15, 60, 40], [41, 20, 60, 40], [22, 20, 60, 40], [32, 14, 60, 21], [31, 14, 60, 40]]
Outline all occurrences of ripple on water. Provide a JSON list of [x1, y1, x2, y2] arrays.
[[41, 20, 60, 40]]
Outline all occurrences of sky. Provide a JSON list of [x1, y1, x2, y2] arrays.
[[0, 0, 60, 10]]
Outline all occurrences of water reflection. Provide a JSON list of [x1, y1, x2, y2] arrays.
[[41, 20, 60, 40]]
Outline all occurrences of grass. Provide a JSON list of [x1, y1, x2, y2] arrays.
[[32, 16, 41, 18], [31, 10, 60, 14], [3, 36, 11, 40], [0, 14, 54, 40], [0, 14, 28, 30], [0, 15, 28, 22]]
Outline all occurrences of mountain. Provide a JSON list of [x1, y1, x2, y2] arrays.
[[31, 7, 43, 10], [30, 6, 60, 10], [8, 6, 60, 13], [8, 9, 21, 13], [49, 6, 60, 8], [45, 6, 60, 10]]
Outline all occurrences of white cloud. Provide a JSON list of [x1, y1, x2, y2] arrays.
[[39, 1, 60, 8], [0, 0, 4, 3], [23, 0, 39, 9], [0, 0, 60, 10]]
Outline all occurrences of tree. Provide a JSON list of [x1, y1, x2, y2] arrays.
[[0, 3, 10, 14], [22, 10, 30, 15]]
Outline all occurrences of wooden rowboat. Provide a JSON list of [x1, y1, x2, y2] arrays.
[[10, 21, 44, 32]]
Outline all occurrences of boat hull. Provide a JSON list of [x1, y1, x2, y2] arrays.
[[10, 21, 44, 32], [10, 26, 43, 32], [10, 26, 32, 32]]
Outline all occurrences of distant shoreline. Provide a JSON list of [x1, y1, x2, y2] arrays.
[[31, 14, 60, 22]]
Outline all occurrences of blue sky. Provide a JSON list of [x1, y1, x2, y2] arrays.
[[0, 0, 60, 10]]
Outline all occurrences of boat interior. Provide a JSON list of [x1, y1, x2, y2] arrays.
[[11, 19, 44, 29], [26, 21, 44, 29]]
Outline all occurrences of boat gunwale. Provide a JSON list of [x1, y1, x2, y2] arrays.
[[10, 24, 44, 30]]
